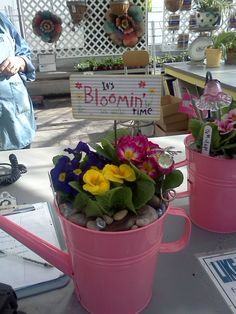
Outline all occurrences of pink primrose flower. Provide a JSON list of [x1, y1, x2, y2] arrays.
[[217, 119, 235, 134], [117, 135, 147, 163], [137, 157, 159, 178], [227, 109, 236, 122]]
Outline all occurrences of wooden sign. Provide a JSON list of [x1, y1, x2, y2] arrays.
[[70, 74, 162, 121]]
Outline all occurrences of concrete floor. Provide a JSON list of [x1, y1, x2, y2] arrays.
[[31, 95, 115, 148]]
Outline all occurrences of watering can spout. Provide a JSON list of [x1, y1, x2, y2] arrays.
[[0, 215, 73, 277]]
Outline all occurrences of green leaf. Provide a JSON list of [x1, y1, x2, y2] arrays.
[[220, 130, 236, 146], [209, 123, 221, 150], [73, 192, 90, 211], [96, 186, 136, 214], [161, 170, 184, 191], [69, 181, 82, 193], [188, 119, 204, 141], [132, 179, 155, 209], [94, 139, 119, 163], [52, 155, 64, 165], [85, 199, 104, 218]]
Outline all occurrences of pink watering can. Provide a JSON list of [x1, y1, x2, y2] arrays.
[[176, 135, 236, 233], [0, 201, 191, 314]]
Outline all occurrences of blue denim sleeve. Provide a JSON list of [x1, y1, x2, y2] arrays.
[[0, 13, 35, 81]]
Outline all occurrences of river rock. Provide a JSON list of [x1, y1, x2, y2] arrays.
[[136, 205, 158, 227], [68, 213, 87, 226], [106, 214, 136, 231], [103, 214, 114, 225], [147, 195, 161, 209], [113, 209, 128, 221], [86, 220, 101, 231], [59, 202, 76, 217]]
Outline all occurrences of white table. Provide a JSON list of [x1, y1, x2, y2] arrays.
[[0, 135, 235, 314]]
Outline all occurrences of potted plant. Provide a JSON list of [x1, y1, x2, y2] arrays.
[[205, 33, 225, 67], [0, 131, 192, 314], [192, 0, 234, 29], [179, 71, 236, 233], [215, 31, 236, 64]]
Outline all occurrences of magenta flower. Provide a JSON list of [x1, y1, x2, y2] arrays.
[[228, 109, 236, 122], [217, 119, 235, 134], [116, 135, 146, 163], [137, 157, 159, 178]]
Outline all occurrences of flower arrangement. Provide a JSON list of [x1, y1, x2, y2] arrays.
[[189, 104, 236, 158], [32, 10, 62, 43], [50, 132, 184, 231], [103, 2, 144, 47], [184, 72, 236, 158]]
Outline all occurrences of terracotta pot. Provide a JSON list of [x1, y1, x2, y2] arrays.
[[205, 48, 222, 68], [226, 51, 236, 65], [164, 0, 183, 12], [66, 1, 87, 24], [110, 0, 130, 16]]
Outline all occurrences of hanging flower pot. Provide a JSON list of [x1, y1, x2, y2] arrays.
[[110, 0, 130, 16], [66, 1, 87, 24], [195, 11, 221, 29], [164, 0, 183, 12], [104, 2, 144, 47], [32, 10, 63, 43]]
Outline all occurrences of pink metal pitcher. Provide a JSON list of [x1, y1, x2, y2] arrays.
[[177, 135, 236, 233], [0, 202, 191, 314]]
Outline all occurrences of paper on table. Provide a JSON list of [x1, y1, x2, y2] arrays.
[[0, 202, 64, 290]]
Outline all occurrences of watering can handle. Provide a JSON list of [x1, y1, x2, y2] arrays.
[[160, 207, 191, 253]]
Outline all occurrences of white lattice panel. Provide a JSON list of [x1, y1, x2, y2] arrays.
[[20, 0, 147, 60], [162, 3, 235, 52]]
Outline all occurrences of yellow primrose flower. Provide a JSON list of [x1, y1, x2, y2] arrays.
[[103, 164, 136, 184], [83, 169, 110, 195]]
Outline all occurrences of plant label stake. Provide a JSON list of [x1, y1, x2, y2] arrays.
[[201, 125, 212, 155]]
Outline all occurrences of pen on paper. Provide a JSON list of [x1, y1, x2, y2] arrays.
[[0, 250, 53, 268], [4, 205, 35, 216]]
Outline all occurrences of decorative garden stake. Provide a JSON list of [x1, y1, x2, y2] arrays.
[[195, 71, 232, 114]]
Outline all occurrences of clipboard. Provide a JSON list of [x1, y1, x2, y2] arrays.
[[0, 202, 70, 299]]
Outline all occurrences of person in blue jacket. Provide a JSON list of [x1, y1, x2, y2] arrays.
[[0, 12, 36, 150]]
